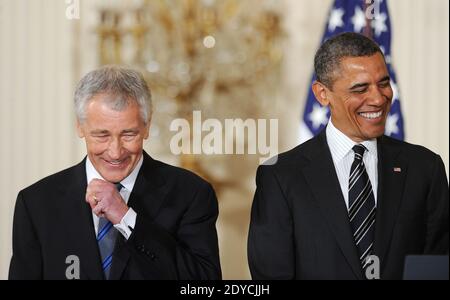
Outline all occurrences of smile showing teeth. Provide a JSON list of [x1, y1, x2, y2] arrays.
[[359, 111, 382, 119], [107, 160, 124, 165]]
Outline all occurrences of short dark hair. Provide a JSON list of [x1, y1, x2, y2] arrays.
[[314, 32, 384, 89]]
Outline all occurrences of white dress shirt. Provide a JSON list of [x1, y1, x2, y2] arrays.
[[86, 154, 143, 240], [326, 119, 378, 209]]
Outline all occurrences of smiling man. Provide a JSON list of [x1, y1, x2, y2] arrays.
[[9, 66, 221, 280], [248, 32, 449, 280]]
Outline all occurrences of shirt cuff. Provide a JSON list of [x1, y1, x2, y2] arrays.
[[113, 207, 137, 240]]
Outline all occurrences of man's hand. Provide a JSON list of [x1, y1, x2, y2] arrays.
[[86, 179, 129, 225]]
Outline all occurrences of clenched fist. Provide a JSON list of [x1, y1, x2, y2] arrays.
[[85, 179, 129, 224]]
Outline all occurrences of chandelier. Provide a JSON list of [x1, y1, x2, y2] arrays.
[[95, 0, 285, 187]]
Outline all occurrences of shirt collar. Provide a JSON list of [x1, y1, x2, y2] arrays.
[[326, 119, 378, 161], [85, 153, 144, 192]]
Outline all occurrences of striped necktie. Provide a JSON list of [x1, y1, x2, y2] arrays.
[[348, 144, 376, 269], [97, 183, 122, 279]]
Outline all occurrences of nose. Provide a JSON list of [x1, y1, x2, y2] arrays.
[[108, 137, 123, 159], [368, 85, 390, 106]]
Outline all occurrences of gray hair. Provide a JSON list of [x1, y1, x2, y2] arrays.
[[314, 32, 384, 89], [74, 65, 152, 124]]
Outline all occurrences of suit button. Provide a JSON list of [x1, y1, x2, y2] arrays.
[[145, 250, 156, 260]]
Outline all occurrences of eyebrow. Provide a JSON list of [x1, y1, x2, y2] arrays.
[[378, 76, 391, 83], [90, 130, 109, 135], [349, 83, 369, 91], [90, 128, 140, 135], [122, 129, 139, 134]]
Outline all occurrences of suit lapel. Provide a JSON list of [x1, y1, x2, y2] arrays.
[[63, 159, 104, 280], [302, 131, 364, 279], [373, 136, 407, 271], [126, 152, 169, 219], [110, 152, 169, 279]]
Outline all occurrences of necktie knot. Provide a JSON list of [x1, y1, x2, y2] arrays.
[[352, 144, 366, 161], [115, 183, 123, 192]]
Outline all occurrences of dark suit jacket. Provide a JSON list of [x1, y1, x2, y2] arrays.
[[248, 130, 449, 279], [9, 152, 221, 280]]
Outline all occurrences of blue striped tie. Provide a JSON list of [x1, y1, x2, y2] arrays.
[[97, 183, 122, 279], [348, 145, 376, 269]]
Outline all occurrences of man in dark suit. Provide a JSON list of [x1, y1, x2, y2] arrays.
[[9, 66, 221, 280], [248, 32, 449, 280]]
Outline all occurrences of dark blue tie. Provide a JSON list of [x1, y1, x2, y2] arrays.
[[348, 145, 376, 269], [97, 183, 122, 279]]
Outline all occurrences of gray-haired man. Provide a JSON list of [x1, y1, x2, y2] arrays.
[[9, 66, 222, 280]]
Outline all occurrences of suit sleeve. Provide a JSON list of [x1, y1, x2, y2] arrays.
[[126, 182, 221, 279], [424, 154, 449, 254], [248, 165, 295, 279], [9, 192, 43, 279]]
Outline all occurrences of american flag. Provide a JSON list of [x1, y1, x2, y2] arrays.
[[300, 0, 405, 143]]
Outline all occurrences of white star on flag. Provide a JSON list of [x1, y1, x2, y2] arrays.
[[385, 113, 399, 136], [385, 54, 392, 64], [351, 6, 366, 33], [328, 8, 345, 32], [308, 104, 329, 129], [379, 46, 392, 64], [390, 80, 399, 104], [371, 12, 388, 36]]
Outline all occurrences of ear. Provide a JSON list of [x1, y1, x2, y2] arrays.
[[312, 81, 331, 107], [76, 119, 85, 138]]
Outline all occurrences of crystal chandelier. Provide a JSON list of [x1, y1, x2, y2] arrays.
[[95, 0, 285, 186]]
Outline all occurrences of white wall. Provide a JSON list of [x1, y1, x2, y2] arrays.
[[0, 0, 448, 279], [0, 0, 76, 278], [390, 0, 449, 171]]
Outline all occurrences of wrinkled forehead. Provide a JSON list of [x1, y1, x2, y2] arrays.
[[87, 92, 134, 110], [85, 96, 142, 123], [332, 53, 388, 85]]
